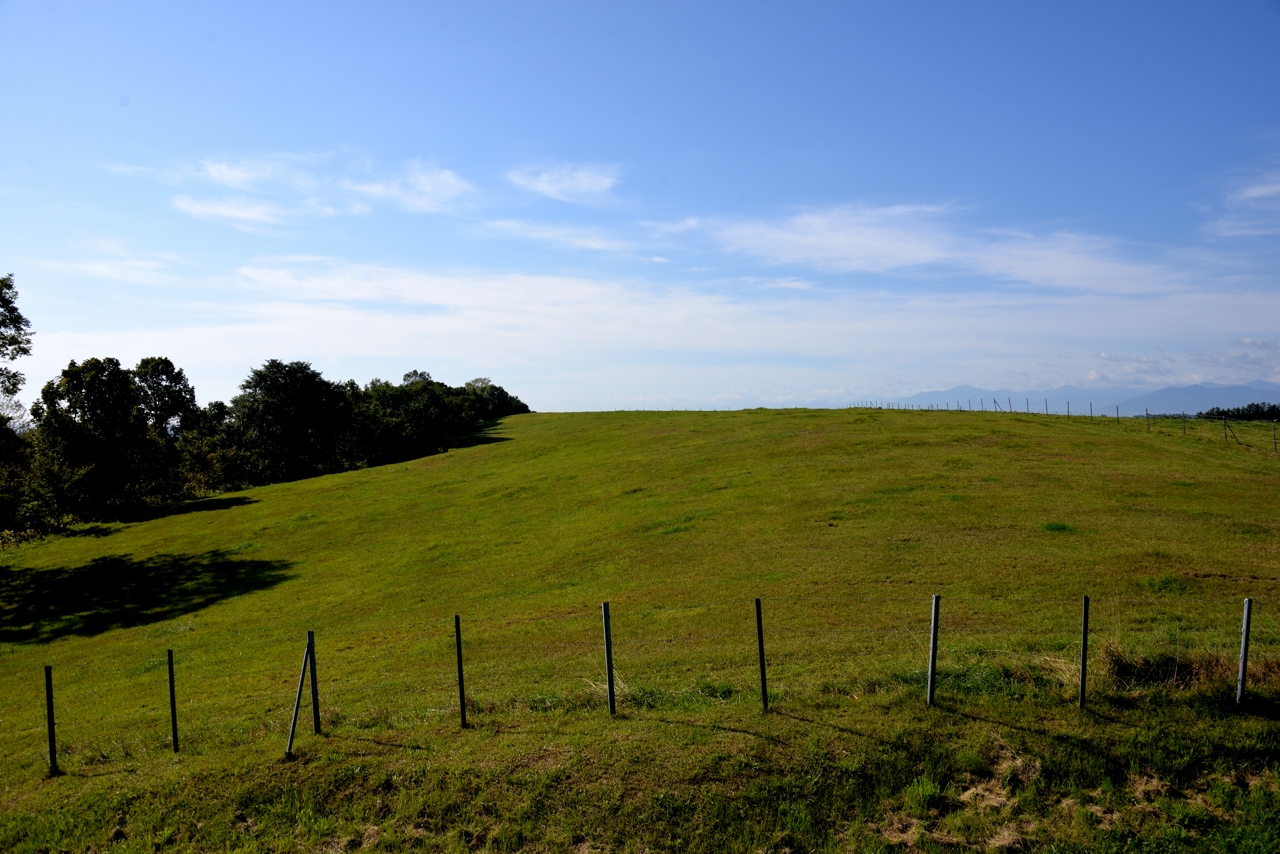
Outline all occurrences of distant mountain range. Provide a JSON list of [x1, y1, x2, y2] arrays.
[[892, 380, 1280, 417]]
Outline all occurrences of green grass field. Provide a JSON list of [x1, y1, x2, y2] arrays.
[[2, 408, 1279, 852]]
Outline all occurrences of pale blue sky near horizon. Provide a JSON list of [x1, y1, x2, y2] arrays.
[[3, 1, 1279, 410]]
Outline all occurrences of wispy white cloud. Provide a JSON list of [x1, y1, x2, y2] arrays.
[[507, 163, 620, 203], [1205, 168, 1280, 237], [717, 205, 953, 272], [200, 159, 279, 190], [31, 240, 187, 284], [172, 195, 285, 223], [645, 217, 700, 235], [715, 205, 1185, 295], [344, 162, 473, 212], [105, 163, 149, 177], [486, 220, 633, 251]]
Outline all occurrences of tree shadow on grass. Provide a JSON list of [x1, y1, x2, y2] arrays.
[[0, 550, 294, 643], [445, 419, 514, 450], [54, 496, 262, 536], [133, 494, 260, 522]]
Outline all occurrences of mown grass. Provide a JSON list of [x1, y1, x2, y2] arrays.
[[1, 408, 1279, 852]]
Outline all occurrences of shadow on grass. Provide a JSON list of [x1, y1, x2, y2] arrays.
[[60, 525, 119, 539], [452, 427, 514, 450], [0, 549, 294, 643], [136, 494, 260, 521], [56, 496, 262, 537], [651, 716, 789, 745]]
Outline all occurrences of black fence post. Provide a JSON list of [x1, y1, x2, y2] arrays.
[[755, 598, 768, 713], [307, 631, 320, 735], [44, 665, 58, 776], [285, 644, 310, 758], [454, 615, 467, 729], [1078, 596, 1089, 710], [927, 595, 940, 707], [1237, 598, 1253, 705], [602, 602, 616, 715], [167, 649, 179, 753]]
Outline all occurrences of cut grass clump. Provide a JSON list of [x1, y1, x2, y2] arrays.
[[1144, 573, 1191, 594]]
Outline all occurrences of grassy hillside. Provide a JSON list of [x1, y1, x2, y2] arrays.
[[2, 409, 1279, 852]]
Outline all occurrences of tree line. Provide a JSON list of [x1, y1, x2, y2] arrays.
[[0, 276, 529, 533], [1197, 403, 1280, 421]]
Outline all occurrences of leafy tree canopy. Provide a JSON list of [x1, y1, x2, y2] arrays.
[[0, 274, 34, 396]]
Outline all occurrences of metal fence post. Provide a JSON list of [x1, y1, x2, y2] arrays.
[[44, 665, 58, 775], [1237, 598, 1253, 705], [755, 598, 769, 713], [927, 595, 941, 707], [1078, 596, 1089, 709], [285, 644, 310, 758], [307, 631, 320, 735], [167, 649, 179, 753], [602, 602, 616, 715], [454, 615, 468, 728]]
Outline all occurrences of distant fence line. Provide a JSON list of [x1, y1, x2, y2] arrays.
[[30, 592, 1272, 776], [850, 401, 1278, 449]]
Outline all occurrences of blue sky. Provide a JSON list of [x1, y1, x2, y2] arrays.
[[2, 1, 1279, 410]]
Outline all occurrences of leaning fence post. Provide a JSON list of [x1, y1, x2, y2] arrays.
[[285, 644, 310, 758], [454, 615, 468, 728], [1078, 596, 1089, 709], [755, 598, 769, 713], [602, 602, 616, 715], [926, 595, 941, 707], [1237, 598, 1253, 705], [1223, 417, 1228, 443], [1146, 409, 1150, 431], [307, 631, 320, 735], [44, 665, 58, 775], [167, 649, 179, 753]]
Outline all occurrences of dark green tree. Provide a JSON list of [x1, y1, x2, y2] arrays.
[[28, 358, 153, 520], [0, 274, 33, 396], [228, 360, 351, 484], [0, 275, 34, 529], [134, 357, 199, 437]]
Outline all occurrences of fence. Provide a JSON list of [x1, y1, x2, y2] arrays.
[[18, 591, 1276, 778]]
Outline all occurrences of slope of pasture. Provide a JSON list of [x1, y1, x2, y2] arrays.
[[2, 409, 1279, 852]]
